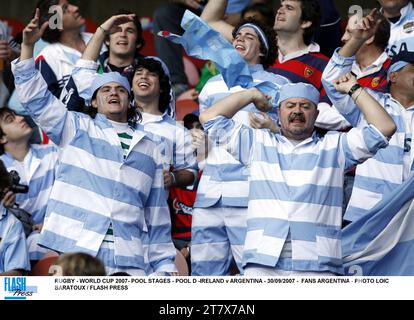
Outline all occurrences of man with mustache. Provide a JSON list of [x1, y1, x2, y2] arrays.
[[198, 80, 396, 275]]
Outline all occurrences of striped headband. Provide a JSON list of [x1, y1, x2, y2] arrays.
[[236, 23, 269, 57]]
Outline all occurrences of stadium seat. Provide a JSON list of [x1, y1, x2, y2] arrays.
[[175, 99, 198, 121], [0, 17, 24, 37], [84, 18, 97, 33], [141, 29, 157, 57], [30, 256, 59, 276]]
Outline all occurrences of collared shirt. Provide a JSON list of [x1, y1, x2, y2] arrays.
[[277, 42, 321, 63], [352, 52, 389, 78], [351, 52, 391, 93], [0, 145, 58, 226], [268, 43, 330, 104]]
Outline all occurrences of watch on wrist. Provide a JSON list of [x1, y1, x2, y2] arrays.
[[348, 83, 361, 96]]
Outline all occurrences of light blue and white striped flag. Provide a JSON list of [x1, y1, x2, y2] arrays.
[[157, 10, 280, 106], [342, 174, 414, 276]]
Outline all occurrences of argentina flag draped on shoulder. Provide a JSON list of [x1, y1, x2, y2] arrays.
[[342, 173, 414, 276], [157, 10, 280, 106]]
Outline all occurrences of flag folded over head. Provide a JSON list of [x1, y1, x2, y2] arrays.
[[158, 10, 280, 108], [342, 173, 414, 276]]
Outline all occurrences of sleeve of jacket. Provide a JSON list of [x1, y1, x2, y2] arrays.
[[12, 58, 77, 147], [203, 115, 254, 166], [144, 147, 177, 273], [2, 213, 31, 273], [69, 58, 100, 106], [35, 56, 61, 99], [321, 49, 362, 126]]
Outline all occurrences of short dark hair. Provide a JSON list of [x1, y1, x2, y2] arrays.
[[37, 0, 62, 43], [132, 57, 172, 114], [110, 9, 145, 50], [232, 17, 278, 68], [0, 108, 15, 155], [373, 14, 390, 51], [297, 0, 321, 45], [183, 113, 200, 130]]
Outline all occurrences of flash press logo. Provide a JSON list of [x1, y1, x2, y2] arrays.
[[4, 277, 37, 300]]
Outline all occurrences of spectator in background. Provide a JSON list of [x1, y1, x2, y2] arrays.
[[35, 0, 94, 111], [153, 0, 251, 97], [194, 1, 275, 96], [269, 0, 331, 105], [183, 113, 202, 130], [65, 13, 176, 118], [53, 252, 106, 276], [341, 11, 391, 93], [97, 9, 145, 75], [318, 11, 390, 219], [378, 0, 414, 57], [0, 20, 20, 106], [322, 9, 414, 224], [0, 107, 58, 262], [0, 161, 30, 276]]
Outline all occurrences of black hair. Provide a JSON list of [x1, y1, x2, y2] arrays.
[[373, 13, 391, 51], [132, 57, 172, 114], [183, 113, 200, 130], [232, 17, 278, 68], [297, 0, 321, 45]]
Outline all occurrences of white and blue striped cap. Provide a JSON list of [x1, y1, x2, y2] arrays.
[[278, 83, 320, 106], [90, 72, 131, 99], [387, 51, 414, 81]]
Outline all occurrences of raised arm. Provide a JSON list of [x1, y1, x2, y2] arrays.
[[334, 73, 396, 138], [20, 9, 48, 61], [82, 14, 136, 62], [199, 87, 271, 125], [339, 9, 382, 58], [14, 11, 76, 146], [322, 9, 383, 125], [200, 0, 234, 42]]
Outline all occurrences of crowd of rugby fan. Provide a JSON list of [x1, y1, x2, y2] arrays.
[[0, 0, 412, 276]]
